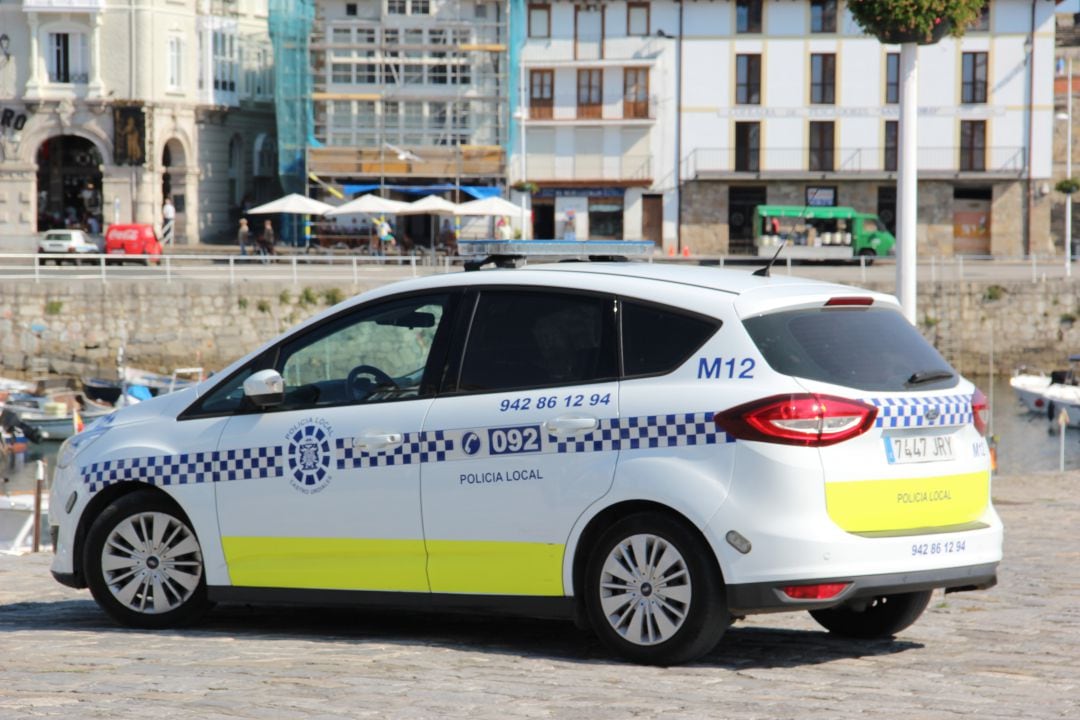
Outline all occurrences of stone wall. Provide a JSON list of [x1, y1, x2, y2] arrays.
[[2, 276, 1080, 381]]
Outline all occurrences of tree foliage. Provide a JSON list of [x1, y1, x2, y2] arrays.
[[848, 0, 986, 45]]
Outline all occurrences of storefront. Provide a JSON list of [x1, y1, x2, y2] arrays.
[[533, 187, 627, 241]]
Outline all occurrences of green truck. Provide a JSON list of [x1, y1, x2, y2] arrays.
[[754, 205, 896, 260]]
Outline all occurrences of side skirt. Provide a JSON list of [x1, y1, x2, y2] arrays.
[[208, 586, 577, 621]]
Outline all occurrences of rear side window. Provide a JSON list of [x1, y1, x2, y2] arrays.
[[622, 301, 720, 377], [743, 307, 957, 392], [459, 290, 617, 392]]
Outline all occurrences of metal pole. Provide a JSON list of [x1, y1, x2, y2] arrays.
[[518, 54, 529, 239], [1067, 56, 1073, 278], [897, 42, 918, 324], [32, 459, 44, 553], [674, 0, 683, 254]]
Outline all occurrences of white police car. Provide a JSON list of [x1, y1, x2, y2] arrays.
[[50, 241, 1001, 665]]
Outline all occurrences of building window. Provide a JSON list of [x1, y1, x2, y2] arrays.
[[168, 36, 184, 90], [627, 2, 649, 36], [960, 120, 986, 171], [735, 54, 761, 105], [884, 120, 898, 172], [810, 53, 835, 104], [529, 4, 551, 38], [589, 198, 624, 240], [530, 69, 553, 119], [736, 0, 762, 34], [885, 52, 899, 104], [623, 67, 649, 119], [962, 52, 988, 103], [810, 0, 836, 33], [809, 121, 834, 171], [735, 121, 760, 172], [577, 68, 603, 119], [345, 3, 357, 15], [47, 32, 89, 84], [213, 30, 237, 93], [388, 0, 406, 13]]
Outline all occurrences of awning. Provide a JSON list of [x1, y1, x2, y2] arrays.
[[342, 184, 502, 200]]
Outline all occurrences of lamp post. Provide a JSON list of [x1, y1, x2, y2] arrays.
[[1059, 56, 1073, 278], [516, 54, 530, 240]]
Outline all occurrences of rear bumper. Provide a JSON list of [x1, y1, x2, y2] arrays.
[[726, 561, 998, 615]]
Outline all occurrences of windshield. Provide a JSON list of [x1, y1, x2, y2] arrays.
[[743, 306, 958, 392]]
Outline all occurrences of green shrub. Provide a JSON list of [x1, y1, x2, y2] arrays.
[[279, 290, 292, 305], [44, 300, 63, 315], [983, 285, 1006, 302], [299, 287, 318, 306], [323, 287, 345, 306], [238, 297, 249, 310], [256, 300, 271, 314]]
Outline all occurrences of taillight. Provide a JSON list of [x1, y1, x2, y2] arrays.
[[782, 582, 850, 600], [715, 394, 877, 447], [972, 387, 990, 436], [825, 296, 874, 307]]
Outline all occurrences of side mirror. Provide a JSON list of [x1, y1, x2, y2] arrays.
[[243, 369, 285, 408]]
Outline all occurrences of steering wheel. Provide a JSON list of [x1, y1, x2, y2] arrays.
[[346, 364, 398, 401]]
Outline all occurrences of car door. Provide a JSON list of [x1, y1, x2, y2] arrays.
[[209, 291, 456, 593], [420, 288, 621, 597]]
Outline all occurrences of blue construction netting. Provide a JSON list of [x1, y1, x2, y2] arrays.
[[269, 0, 316, 196], [508, 0, 525, 176]]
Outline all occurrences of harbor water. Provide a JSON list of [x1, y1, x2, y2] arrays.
[[2, 375, 1076, 499]]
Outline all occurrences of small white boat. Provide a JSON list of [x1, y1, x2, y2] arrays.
[[1039, 383, 1080, 427], [1010, 372, 1052, 414], [2, 392, 113, 441], [0, 493, 50, 555]]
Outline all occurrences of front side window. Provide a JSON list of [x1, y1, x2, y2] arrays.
[[47, 32, 89, 84], [810, 0, 836, 33], [962, 52, 988, 103], [810, 53, 835, 104], [277, 294, 450, 410], [736, 0, 762, 33], [458, 291, 617, 392], [736, 54, 761, 105]]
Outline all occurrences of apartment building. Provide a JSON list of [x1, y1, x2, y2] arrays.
[[515, 0, 1056, 256], [291, 0, 508, 242], [0, 0, 277, 245]]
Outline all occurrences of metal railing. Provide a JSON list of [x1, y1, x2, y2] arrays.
[[687, 146, 1026, 176]]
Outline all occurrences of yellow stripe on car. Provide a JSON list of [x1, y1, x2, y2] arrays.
[[222, 537, 430, 591], [825, 471, 990, 533], [221, 537, 565, 595]]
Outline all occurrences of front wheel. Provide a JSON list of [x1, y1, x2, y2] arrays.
[[84, 492, 210, 628], [584, 513, 730, 665], [809, 590, 932, 638]]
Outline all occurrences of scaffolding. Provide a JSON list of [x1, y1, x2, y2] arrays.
[[269, 0, 316, 195], [303, 0, 509, 194]]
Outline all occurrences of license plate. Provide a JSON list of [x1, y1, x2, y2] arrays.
[[884, 435, 955, 464]]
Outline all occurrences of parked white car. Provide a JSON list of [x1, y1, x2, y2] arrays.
[[37, 229, 101, 264], [48, 241, 1002, 665]]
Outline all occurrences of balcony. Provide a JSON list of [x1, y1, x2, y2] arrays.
[[308, 145, 504, 179], [526, 154, 652, 184], [687, 146, 1026, 180], [23, 0, 104, 10]]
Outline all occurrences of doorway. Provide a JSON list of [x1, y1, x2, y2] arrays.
[[642, 194, 662, 244], [35, 136, 104, 232], [533, 200, 555, 240], [729, 185, 767, 255]]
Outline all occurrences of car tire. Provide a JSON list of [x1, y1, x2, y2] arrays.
[[83, 491, 211, 629], [808, 590, 932, 638], [584, 512, 729, 665]]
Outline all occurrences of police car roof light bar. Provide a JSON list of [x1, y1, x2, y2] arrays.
[[458, 240, 656, 261]]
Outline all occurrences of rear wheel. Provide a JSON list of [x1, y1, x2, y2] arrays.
[[584, 513, 729, 665], [857, 248, 876, 266], [809, 590, 932, 638], [84, 492, 210, 628]]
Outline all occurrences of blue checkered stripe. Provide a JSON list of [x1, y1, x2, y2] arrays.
[[553, 412, 732, 454], [81, 446, 284, 493], [336, 430, 454, 470], [864, 394, 973, 429]]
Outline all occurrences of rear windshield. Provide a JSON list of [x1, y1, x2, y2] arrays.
[[743, 307, 958, 392]]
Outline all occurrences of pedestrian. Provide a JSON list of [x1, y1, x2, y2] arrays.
[[376, 217, 396, 255], [237, 218, 249, 256], [563, 209, 577, 241], [162, 197, 176, 244], [258, 219, 276, 257]]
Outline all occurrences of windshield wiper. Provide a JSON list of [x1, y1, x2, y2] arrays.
[[906, 369, 954, 386]]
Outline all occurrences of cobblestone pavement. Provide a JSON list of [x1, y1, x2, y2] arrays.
[[1, 471, 1077, 720]]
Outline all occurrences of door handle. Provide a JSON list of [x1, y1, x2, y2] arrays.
[[352, 432, 404, 450], [544, 415, 599, 435]]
